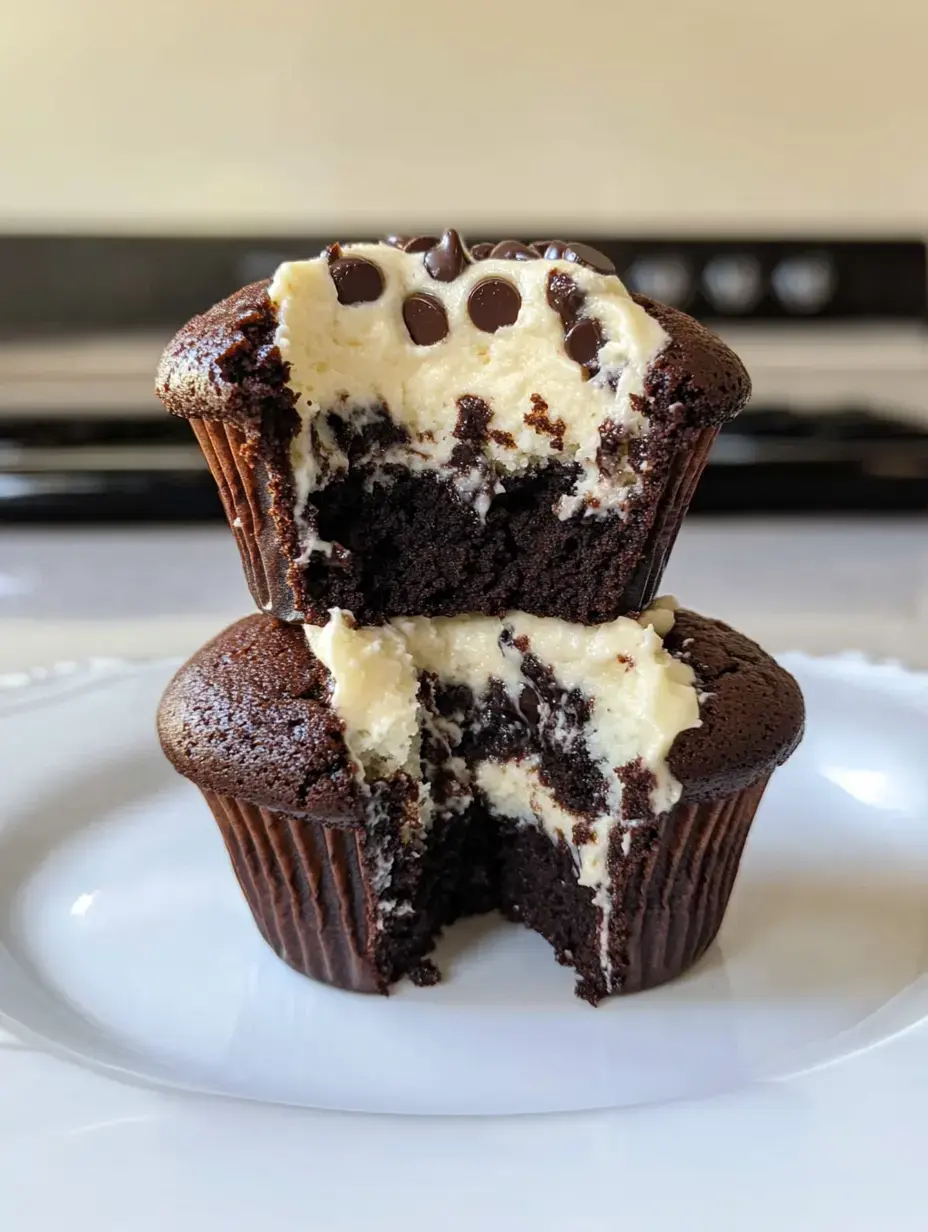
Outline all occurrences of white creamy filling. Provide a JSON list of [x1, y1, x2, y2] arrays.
[[269, 245, 669, 558], [305, 599, 699, 990]]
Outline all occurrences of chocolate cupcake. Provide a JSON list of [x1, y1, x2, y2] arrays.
[[157, 602, 803, 1003], [156, 233, 750, 626]]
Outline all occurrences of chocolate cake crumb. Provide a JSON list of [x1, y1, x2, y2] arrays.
[[408, 959, 442, 987], [453, 395, 493, 445], [617, 758, 658, 821], [524, 394, 566, 451]]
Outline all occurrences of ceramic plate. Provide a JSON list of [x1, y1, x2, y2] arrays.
[[1, 653, 928, 1229]]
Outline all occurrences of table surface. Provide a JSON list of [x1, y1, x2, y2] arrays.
[[1, 517, 927, 672]]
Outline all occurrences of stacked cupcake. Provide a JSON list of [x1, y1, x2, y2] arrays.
[[156, 233, 804, 1004]]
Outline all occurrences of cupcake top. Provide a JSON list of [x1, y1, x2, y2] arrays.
[[158, 604, 803, 827], [156, 233, 750, 535]]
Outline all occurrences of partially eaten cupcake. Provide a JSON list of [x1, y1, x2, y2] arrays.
[[156, 233, 799, 1005], [156, 233, 750, 625], [158, 603, 803, 1003]]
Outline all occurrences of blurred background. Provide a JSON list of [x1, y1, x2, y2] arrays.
[[2, 0, 928, 667]]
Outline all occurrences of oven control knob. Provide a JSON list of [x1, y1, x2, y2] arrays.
[[701, 254, 763, 313], [771, 252, 836, 313], [624, 255, 692, 307]]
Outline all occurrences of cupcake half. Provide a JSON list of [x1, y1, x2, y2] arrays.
[[158, 602, 803, 1003], [156, 234, 750, 626]]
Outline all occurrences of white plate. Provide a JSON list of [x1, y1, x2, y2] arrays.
[[2, 653, 928, 1229]]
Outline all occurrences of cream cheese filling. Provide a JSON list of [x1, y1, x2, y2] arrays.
[[305, 599, 699, 990], [269, 245, 669, 558]]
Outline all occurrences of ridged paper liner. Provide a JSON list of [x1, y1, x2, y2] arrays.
[[203, 790, 380, 993], [615, 775, 767, 994], [189, 418, 719, 622], [621, 425, 719, 612], [202, 775, 767, 998]]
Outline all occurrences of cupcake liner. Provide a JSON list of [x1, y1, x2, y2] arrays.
[[203, 789, 381, 993], [620, 425, 719, 613], [614, 775, 767, 994], [201, 772, 766, 1001], [189, 417, 719, 624], [189, 420, 277, 615]]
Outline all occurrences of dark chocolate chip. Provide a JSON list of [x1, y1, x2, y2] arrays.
[[565, 317, 605, 368], [403, 235, 440, 253], [467, 278, 521, 332], [424, 229, 470, 281], [402, 292, 449, 346], [533, 239, 569, 260], [546, 269, 584, 327], [469, 242, 494, 260], [564, 241, 616, 274], [385, 235, 440, 253], [329, 257, 384, 305], [488, 240, 539, 261]]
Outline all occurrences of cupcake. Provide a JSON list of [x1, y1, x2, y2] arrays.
[[156, 233, 750, 626], [157, 601, 803, 1003]]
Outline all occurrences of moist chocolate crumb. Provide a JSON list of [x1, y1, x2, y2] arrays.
[[617, 757, 658, 821], [408, 958, 442, 986], [572, 821, 595, 846], [453, 395, 493, 446], [596, 418, 631, 479], [524, 394, 566, 451], [489, 428, 516, 448], [326, 405, 410, 464]]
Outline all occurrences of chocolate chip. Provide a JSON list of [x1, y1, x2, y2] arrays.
[[469, 242, 494, 260], [488, 240, 539, 261], [402, 292, 449, 346], [546, 269, 584, 327], [386, 234, 440, 253], [565, 317, 604, 368], [563, 241, 616, 274], [467, 278, 521, 332], [329, 257, 384, 305], [424, 229, 470, 281], [532, 239, 569, 259], [404, 235, 440, 253]]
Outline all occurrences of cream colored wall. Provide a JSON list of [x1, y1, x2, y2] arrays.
[[2, 0, 927, 234]]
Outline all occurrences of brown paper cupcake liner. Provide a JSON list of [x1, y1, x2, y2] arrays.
[[614, 775, 767, 994], [202, 774, 767, 999], [203, 789, 381, 993], [621, 425, 719, 613], [190, 417, 719, 624]]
